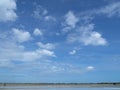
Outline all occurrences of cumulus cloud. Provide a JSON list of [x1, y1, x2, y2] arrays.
[[69, 50, 76, 55], [62, 9, 107, 46], [33, 28, 43, 36], [0, 41, 25, 61], [64, 11, 79, 28], [12, 28, 31, 43], [62, 2, 120, 46], [20, 49, 55, 62], [36, 49, 55, 57], [80, 24, 107, 46], [61, 11, 79, 34], [37, 42, 55, 50], [67, 24, 107, 46], [0, 43, 55, 63], [0, 30, 94, 74], [0, 0, 17, 22], [0, 30, 56, 65]]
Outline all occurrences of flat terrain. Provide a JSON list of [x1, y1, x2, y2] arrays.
[[0, 83, 120, 87]]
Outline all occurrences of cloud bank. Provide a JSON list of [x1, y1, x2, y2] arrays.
[[0, 0, 17, 22]]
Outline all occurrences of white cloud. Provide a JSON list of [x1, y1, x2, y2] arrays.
[[0, 0, 17, 22], [64, 11, 79, 28], [0, 32, 93, 74], [35, 63, 94, 74], [99, 2, 120, 17], [81, 31, 107, 46], [36, 49, 55, 57], [0, 41, 25, 61], [12, 28, 31, 43], [80, 24, 107, 46], [45, 16, 56, 21], [50, 66, 64, 72], [67, 24, 107, 46], [21, 49, 55, 61], [81, 1, 120, 18], [69, 50, 76, 55], [22, 52, 40, 61], [8, 61, 93, 74], [62, 27, 71, 34], [62, 2, 120, 46], [33, 28, 43, 36], [33, 5, 56, 22], [33, 5, 48, 19], [37, 42, 55, 50], [63, 10, 107, 46], [0, 29, 56, 65], [86, 66, 95, 71], [0, 41, 55, 62], [0, 34, 94, 74]]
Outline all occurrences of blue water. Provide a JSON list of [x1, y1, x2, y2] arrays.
[[0, 86, 120, 90]]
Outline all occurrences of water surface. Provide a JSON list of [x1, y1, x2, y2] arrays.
[[0, 86, 120, 90]]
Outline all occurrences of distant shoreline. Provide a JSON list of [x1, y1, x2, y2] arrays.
[[0, 82, 120, 87]]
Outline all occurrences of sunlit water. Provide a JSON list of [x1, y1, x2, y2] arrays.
[[0, 86, 120, 90]]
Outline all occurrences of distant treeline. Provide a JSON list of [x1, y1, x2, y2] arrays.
[[0, 82, 120, 86]]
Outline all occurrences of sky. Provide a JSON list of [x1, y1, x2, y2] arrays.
[[0, 0, 120, 83]]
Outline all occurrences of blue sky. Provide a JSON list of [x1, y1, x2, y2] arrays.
[[0, 0, 120, 83]]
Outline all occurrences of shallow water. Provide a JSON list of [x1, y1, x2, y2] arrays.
[[0, 86, 120, 90]]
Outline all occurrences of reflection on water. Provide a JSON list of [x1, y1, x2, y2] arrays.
[[0, 86, 120, 90]]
